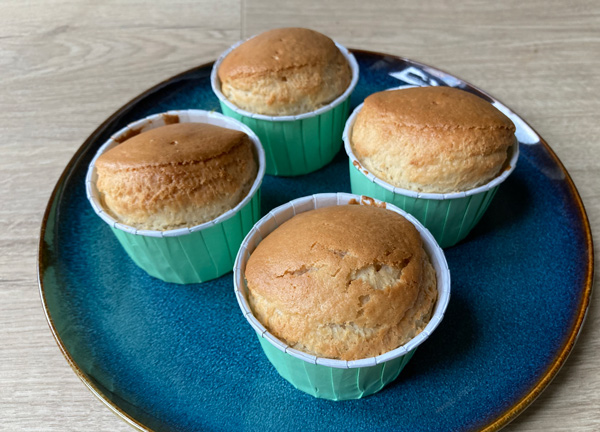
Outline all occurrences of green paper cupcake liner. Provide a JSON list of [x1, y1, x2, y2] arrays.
[[233, 193, 451, 400], [343, 98, 520, 248], [86, 110, 266, 284], [211, 39, 359, 177], [257, 336, 416, 400]]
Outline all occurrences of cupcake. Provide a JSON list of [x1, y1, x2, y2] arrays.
[[246, 204, 437, 360], [344, 86, 519, 248], [234, 193, 450, 400], [217, 28, 351, 116], [95, 123, 257, 230], [211, 28, 359, 176], [86, 110, 266, 284]]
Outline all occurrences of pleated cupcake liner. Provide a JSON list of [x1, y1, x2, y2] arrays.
[[343, 99, 520, 248], [258, 336, 416, 400], [85, 110, 266, 284], [211, 39, 359, 177], [233, 193, 450, 400]]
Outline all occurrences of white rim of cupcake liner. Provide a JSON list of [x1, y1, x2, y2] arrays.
[[233, 192, 451, 369], [342, 87, 521, 200], [85, 109, 266, 238], [210, 37, 359, 122]]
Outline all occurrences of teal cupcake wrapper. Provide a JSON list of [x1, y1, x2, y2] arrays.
[[343, 98, 520, 248], [86, 110, 266, 284], [219, 98, 351, 176], [257, 335, 415, 400], [211, 39, 359, 177], [233, 193, 450, 400], [348, 164, 500, 248]]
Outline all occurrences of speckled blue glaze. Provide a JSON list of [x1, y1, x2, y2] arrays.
[[40, 52, 590, 432]]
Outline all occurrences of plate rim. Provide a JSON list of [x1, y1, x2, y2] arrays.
[[37, 49, 595, 432]]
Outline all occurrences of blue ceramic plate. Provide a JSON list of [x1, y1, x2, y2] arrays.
[[38, 51, 593, 432]]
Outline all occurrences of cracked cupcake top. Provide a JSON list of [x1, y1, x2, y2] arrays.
[[244, 204, 437, 361]]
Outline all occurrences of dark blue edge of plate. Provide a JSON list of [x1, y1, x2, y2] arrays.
[[37, 49, 594, 432]]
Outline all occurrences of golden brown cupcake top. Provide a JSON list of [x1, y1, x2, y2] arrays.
[[364, 86, 514, 130], [97, 123, 247, 168], [95, 123, 257, 230], [245, 205, 437, 361], [352, 87, 516, 193], [218, 28, 352, 116]]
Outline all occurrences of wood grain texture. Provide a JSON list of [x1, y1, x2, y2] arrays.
[[1, 0, 598, 431]]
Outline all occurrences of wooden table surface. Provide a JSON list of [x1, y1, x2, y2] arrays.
[[1, 1, 598, 430]]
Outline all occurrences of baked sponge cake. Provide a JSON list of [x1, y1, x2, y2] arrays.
[[244, 205, 437, 361], [351, 87, 517, 193], [217, 27, 352, 116], [95, 123, 257, 231]]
